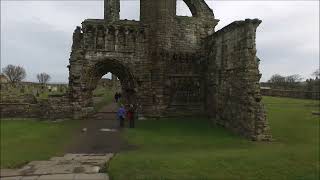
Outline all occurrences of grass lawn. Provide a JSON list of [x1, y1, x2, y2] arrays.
[[0, 87, 113, 168], [0, 119, 81, 168], [109, 97, 320, 180]]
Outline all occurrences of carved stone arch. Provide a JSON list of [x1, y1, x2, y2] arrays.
[[68, 51, 139, 117], [89, 58, 137, 104], [182, 0, 214, 18], [92, 58, 136, 91]]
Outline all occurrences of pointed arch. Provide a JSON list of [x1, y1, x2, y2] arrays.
[[177, 0, 215, 18], [176, 0, 193, 17]]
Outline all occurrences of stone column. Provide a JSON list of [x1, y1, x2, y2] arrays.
[[104, 0, 120, 22]]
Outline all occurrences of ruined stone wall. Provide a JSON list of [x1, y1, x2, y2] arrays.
[[0, 103, 41, 118], [205, 19, 271, 141], [261, 89, 320, 100], [65, 0, 272, 140], [0, 95, 73, 120], [40, 96, 74, 120], [173, 17, 208, 51], [68, 0, 219, 117], [68, 19, 150, 117], [137, 0, 218, 116]]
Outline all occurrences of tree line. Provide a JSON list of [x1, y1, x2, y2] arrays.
[[265, 69, 319, 91], [2, 64, 319, 92], [1, 64, 51, 85]]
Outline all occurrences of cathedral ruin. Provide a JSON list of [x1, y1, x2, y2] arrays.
[[68, 0, 271, 141]]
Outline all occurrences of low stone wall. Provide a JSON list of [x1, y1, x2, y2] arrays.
[[0, 103, 41, 118], [261, 89, 319, 100], [40, 95, 74, 120], [0, 95, 73, 120]]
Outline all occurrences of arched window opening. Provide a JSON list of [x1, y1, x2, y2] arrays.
[[120, 0, 140, 20], [176, 0, 192, 17]]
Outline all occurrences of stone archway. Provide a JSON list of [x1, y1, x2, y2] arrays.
[[181, 0, 215, 18], [88, 59, 137, 106], [68, 56, 137, 118]]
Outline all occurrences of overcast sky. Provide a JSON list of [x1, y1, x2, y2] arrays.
[[1, 0, 319, 83]]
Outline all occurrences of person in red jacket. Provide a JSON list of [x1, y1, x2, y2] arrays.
[[127, 104, 135, 128]]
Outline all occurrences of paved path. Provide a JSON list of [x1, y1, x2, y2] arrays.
[[66, 103, 133, 153], [1, 173, 108, 180], [1, 154, 112, 180], [1, 103, 129, 180]]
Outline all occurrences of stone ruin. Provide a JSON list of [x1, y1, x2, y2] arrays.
[[68, 0, 271, 141]]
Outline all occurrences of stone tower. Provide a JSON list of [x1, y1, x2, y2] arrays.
[[104, 0, 120, 22], [68, 0, 271, 141]]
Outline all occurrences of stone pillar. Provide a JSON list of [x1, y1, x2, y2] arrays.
[[104, 0, 120, 22], [140, 0, 176, 25], [111, 74, 117, 88]]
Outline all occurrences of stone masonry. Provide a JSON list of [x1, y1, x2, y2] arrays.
[[0, 154, 113, 180], [68, 0, 271, 141]]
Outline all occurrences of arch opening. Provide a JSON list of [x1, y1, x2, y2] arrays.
[[120, 0, 140, 20], [176, 0, 193, 17], [92, 73, 121, 111], [87, 59, 137, 110]]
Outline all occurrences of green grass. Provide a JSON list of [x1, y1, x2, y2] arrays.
[[37, 91, 65, 100], [109, 97, 320, 180], [0, 119, 81, 168]]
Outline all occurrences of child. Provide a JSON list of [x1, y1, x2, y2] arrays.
[[117, 105, 126, 128]]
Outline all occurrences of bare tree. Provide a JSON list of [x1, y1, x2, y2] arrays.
[[37, 73, 51, 85], [268, 74, 303, 89], [2, 64, 26, 83], [285, 74, 303, 89], [312, 69, 320, 79], [285, 74, 303, 83], [268, 74, 285, 87]]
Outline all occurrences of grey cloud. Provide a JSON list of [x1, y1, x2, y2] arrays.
[[1, 0, 319, 83], [212, 1, 319, 81], [2, 18, 72, 82]]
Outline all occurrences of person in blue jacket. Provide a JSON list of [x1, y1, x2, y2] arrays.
[[117, 105, 126, 128]]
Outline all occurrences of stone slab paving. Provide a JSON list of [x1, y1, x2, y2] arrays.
[[0, 170, 20, 177], [1, 154, 113, 180], [0, 173, 109, 180]]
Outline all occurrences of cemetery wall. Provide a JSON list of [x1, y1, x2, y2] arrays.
[[261, 89, 320, 100]]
